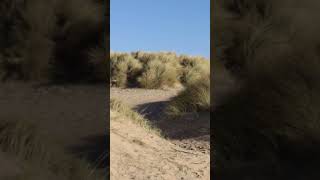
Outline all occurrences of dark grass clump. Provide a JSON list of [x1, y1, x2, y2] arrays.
[[0, 0, 106, 83], [0, 119, 49, 161], [0, 118, 105, 179], [213, 0, 320, 177], [88, 46, 107, 83]]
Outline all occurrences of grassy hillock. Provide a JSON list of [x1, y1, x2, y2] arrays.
[[110, 51, 210, 89]]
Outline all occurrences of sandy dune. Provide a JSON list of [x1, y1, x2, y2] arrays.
[[111, 88, 210, 179]]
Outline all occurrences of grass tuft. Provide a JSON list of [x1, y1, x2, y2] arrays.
[[0, 118, 105, 179], [165, 75, 210, 117], [110, 99, 162, 136]]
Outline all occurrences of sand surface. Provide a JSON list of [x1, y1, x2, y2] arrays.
[[111, 87, 210, 179], [111, 111, 210, 180], [0, 83, 211, 179]]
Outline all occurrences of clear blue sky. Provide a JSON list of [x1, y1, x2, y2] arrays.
[[111, 0, 210, 58]]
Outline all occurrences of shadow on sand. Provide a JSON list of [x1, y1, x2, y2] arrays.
[[134, 101, 210, 142]]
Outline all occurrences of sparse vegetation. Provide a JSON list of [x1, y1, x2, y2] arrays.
[[110, 51, 209, 89]]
